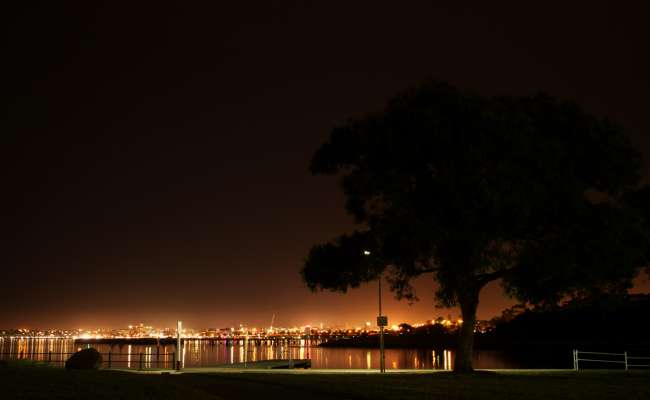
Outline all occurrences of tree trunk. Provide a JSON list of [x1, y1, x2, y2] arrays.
[[454, 286, 480, 372]]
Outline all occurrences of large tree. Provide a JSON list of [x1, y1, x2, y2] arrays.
[[302, 81, 650, 372]]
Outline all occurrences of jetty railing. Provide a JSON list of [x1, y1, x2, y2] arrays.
[[0, 352, 176, 370], [573, 350, 650, 370]]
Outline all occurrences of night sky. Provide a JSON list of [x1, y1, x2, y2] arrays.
[[3, 2, 649, 330]]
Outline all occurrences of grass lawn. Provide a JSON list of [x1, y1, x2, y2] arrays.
[[1, 361, 649, 400]]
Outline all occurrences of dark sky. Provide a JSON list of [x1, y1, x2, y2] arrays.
[[2, 2, 649, 330]]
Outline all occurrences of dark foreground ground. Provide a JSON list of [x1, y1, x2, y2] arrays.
[[1, 362, 648, 400]]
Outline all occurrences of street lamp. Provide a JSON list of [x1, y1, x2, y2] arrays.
[[176, 320, 182, 371], [364, 249, 386, 373]]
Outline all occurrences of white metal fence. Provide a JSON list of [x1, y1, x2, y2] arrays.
[[573, 350, 650, 370]]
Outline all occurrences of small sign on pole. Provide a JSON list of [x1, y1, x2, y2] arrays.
[[377, 315, 388, 373]]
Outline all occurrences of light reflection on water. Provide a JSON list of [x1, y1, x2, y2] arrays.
[[0, 337, 529, 369]]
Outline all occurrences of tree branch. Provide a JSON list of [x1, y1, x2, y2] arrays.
[[476, 267, 517, 285]]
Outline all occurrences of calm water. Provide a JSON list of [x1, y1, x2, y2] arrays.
[[0, 337, 566, 369]]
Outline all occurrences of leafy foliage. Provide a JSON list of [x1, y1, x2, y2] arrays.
[[303, 81, 650, 310]]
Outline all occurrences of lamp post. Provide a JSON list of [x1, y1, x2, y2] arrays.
[[176, 320, 182, 370], [378, 274, 386, 373], [364, 249, 386, 373]]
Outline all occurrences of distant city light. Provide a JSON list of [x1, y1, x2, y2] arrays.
[[0, 316, 489, 341]]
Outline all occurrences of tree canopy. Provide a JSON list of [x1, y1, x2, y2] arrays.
[[302, 81, 650, 371]]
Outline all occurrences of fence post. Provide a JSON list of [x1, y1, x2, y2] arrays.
[[108, 352, 111, 369], [624, 351, 628, 371], [48, 351, 52, 363], [573, 349, 578, 371], [139, 353, 143, 370], [172, 352, 176, 370]]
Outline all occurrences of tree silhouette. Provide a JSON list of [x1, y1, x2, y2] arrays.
[[302, 81, 650, 372]]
